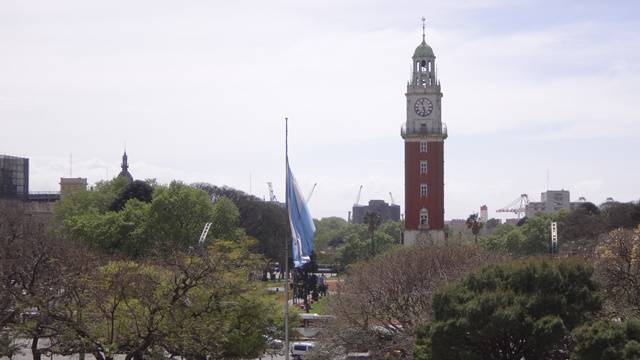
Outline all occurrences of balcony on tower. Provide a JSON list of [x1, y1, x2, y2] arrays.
[[401, 122, 448, 139]]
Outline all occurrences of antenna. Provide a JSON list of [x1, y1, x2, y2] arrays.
[[546, 170, 550, 191], [69, 153, 73, 177]]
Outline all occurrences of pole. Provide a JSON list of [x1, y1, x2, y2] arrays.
[[284, 117, 290, 360]]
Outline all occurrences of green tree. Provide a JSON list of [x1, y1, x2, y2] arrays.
[[58, 240, 276, 360], [363, 212, 382, 257], [313, 217, 350, 264], [479, 223, 516, 252], [147, 181, 215, 252], [63, 199, 151, 256], [192, 183, 290, 264], [338, 233, 369, 266], [109, 180, 154, 212], [466, 213, 483, 243], [379, 220, 402, 242], [55, 180, 231, 257], [572, 319, 640, 360], [208, 197, 240, 241], [479, 214, 558, 256], [414, 258, 602, 360]]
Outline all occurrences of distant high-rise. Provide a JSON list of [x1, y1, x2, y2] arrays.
[[352, 200, 401, 224], [117, 150, 134, 183], [0, 155, 29, 199], [480, 205, 488, 223], [525, 190, 584, 217]]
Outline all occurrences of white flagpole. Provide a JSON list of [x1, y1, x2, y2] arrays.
[[284, 117, 290, 360]]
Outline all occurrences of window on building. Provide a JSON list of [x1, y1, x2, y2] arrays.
[[420, 161, 428, 174], [420, 183, 428, 197], [420, 141, 427, 152], [419, 208, 429, 228]]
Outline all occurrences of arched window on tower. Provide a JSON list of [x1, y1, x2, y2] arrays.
[[420, 60, 427, 73], [419, 208, 429, 229]]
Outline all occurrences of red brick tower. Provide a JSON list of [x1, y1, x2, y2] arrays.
[[401, 23, 447, 245]]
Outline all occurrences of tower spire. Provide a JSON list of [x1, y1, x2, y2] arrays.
[[421, 16, 426, 42], [117, 148, 133, 183]]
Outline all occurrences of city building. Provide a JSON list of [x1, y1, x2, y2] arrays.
[[0, 155, 29, 199], [351, 200, 401, 224], [1, 154, 90, 227], [0, 154, 65, 227], [60, 177, 88, 195], [525, 190, 584, 217], [480, 205, 488, 223], [401, 23, 447, 245], [118, 150, 134, 183]]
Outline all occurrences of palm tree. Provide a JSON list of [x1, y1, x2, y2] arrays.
[[466, 213, 484, 243], [364, 212, 383, 257]]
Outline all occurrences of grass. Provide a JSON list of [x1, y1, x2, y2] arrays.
[[308, 295, 329, 315]]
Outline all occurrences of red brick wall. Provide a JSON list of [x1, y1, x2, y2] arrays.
[[404, 141, 444, 230]]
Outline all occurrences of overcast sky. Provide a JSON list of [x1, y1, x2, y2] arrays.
[[2, 0, 639, 220]]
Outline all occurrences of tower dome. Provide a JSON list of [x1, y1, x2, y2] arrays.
[[413, 40, 434, 59], [117, 150, 133, 183]]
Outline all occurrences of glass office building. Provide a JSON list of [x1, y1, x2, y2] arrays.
[[0, 155, 29, 199]]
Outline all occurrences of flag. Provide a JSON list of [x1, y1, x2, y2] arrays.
[[286, 161, 315, 267]]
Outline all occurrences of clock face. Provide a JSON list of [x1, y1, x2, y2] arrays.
[[414, 98, 433, 117]]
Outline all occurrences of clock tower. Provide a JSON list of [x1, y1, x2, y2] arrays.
[[401, 21, 447, 245]]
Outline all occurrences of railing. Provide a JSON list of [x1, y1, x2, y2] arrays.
[[401, 122, 448, 137], [27, 192, 61, 201]]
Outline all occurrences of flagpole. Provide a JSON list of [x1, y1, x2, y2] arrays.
[[284, 117, 290, 360]]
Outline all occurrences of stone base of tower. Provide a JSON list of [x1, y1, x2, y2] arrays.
[[403, 229, 445, 246]]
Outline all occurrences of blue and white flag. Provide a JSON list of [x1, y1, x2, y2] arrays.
[[286, 161, 315, 267]]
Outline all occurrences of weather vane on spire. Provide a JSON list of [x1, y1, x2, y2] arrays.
[[421, 16, 426, 41]]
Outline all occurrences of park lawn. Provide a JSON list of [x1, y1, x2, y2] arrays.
[[308, 295, 329, 315]]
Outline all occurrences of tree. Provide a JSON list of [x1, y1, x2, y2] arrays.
[[314, 217, 350, 264], [52, 240, 276, 360], [414, 258, 602, 360], [4, 230, 94, 360], [192, 183, 290, 264], [147, 181, 216, 252], [480, 213, 558, 256], [311, 243, 494, 359], [363, 212, 382, 257], [594, 226, 640, 317], [558, 205, 607, 257], [603, 202, 640, 230], [484, 218, 501, 232], [466, 213, 483, 243], [57, 180, 222, 257], [571, 319, 640, 360], [208, 197, 240, 241], [108, 180, 153, 212]]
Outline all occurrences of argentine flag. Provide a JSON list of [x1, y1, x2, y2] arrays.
[[286, 161, 316, 267]]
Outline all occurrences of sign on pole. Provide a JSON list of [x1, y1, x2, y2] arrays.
[[550, 221, 558, 254]]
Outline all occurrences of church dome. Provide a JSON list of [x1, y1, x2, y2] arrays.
[[413, 40, 434, 58]]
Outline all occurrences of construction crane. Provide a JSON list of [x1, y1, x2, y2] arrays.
[[266, 182, 277, 202], [354, 185, 363, 206], [389, 192, 395, 205], [306, 183, 317, 203], [496, 194, 529, 219]]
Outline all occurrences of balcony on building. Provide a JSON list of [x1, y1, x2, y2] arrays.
[[401, 122, 448, 139]]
